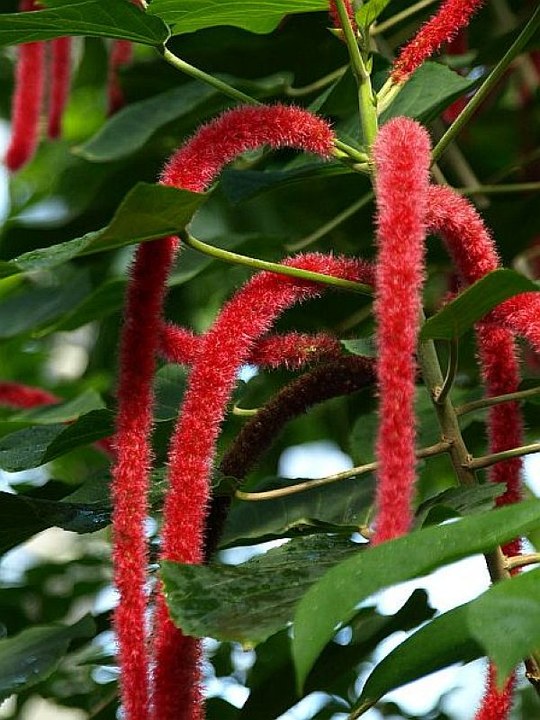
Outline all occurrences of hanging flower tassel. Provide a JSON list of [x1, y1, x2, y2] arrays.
[[5, 0, 45, 171], [47, 37, 72, 139], [107, 40, 134, 115], [371, 117, 431, 544]]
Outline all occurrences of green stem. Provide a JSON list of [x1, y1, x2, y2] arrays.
[[466, 441, 540, 470], [432, 3, 540, 162], [434, 338, 459, 406], [160, 47, 260, 106], [456, 384, 540, 416], [184, 233, 373, 295], [286, 66, 348, 96], [459, 181, 540, 195], [504, 553, 540, 571], [371, 0, 438, 35], [286, 191, 374, 251], [235, 441, 451, 501]]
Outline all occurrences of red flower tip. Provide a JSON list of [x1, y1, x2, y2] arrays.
[[161, 104, 335, 192], [0, 382, 58, 408], [329, 0, 357, 33], [391, 0, 485, 83], [372, 117, 431, 544], [474, 664, 515, 720], [5, 0, 45, 172], [47, 37, 72, 139]]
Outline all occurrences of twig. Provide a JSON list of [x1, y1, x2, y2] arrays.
[[456, 385, 540, 416], [504, 553, 540, 572], [466, 441, 540, 470]]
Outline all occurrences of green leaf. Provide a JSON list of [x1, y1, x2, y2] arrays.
[[381, 62, 478, 123], [220, 475, 375, 548], [0, 490, 111, 555], [356, 0, 392, 28], [0, 615, 95, 701], [353, 603, 482, 715], [0, 0, 169, 46], [341, 337, 377, 357], [415, 483, 506, 527], [154, 364, 188, 422], [161, 535, 361, 647], [76, 73, 292, 163], [420, 269, 538, 341], [468, 567, 540, 686], [292, 499, 540, 690], [147, 0, 327, 36], [0, 271, 92, 338], [9, 390, 105, 425], [0, 410, 114, 472], [0, 184, 205, 280]]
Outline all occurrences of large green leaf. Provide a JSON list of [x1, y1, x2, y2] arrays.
[[292, 499, 540, 690], [161, 535, 362, 647], [468, 567, 540, 685], [353, 603, 482, 715], [147, 0, 327, 35], [0, 410, 114, 472], [220, 474, 375, 548], [0, 490, 111, 555], [381, 62, 478, 123], [76, 73, 292, 163], [8, 389, 105, 425], [0, 615, 95, 701], [0, 0, 169, 46], [420, 269, 538, 340], [0, 184, 205, 280], [356, 0, 392, 28]]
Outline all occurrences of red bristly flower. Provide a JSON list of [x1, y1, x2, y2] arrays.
[[113, 103, 337, 720], [0, 381, 59, 408], [372, 117, 431, 544], [391, 0, 485, 83], [329, 0, 357, 33], [474, 664, 515, 720], [5, 0, 45, 171], [153, 252, 373, 720], [47, 37, 72, 139], [107, 40, 134, 115]]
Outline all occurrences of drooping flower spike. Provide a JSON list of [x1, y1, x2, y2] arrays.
[[474, 664, 516, 720], [158, 322, 345, 369], [372, 117, 432, 544], [329, 0, 357, 33], [5, 0, 45, 172], [391, 0, 485, 83], [0, 381, 59, 408], [47, 37, 72, 139], [153, 252, 373, 720], [112, 103, 338, 720], [107, 40, 134, 115]]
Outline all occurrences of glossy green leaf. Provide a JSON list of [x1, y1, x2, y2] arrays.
[[76, 73, 292, 163], [468, 567, 540, 686], [147, 0, 327, 35], [353, 603, 482, 715], [356, 0, 392, 28], [292, 499, 540, 690], [9, 389, 105, 425], [0, 410, 114, 472], [161, 535, 361, 647], [381, 62, 478, 123], [420, 269, 538, 340], [221, 474, 375, 548], [0, 615, 95, 701], [0, 184, 205, 280], [0, 490, 111, 555], [0, 0, 169, 46]]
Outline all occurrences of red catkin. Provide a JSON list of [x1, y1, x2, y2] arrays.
[[371, 117, 431, 544], [153, 252, 373, 720], [158, 322, 345, 370], [47, 37, 72, 139], [113, 103, 337, 720], [107, 40, 134, 115], [328, 0, 357, 33], [474, 664, 515, 720], [391, 0, 485, 83], [0, 381, 58, 408], [5, 0, 45, 172]]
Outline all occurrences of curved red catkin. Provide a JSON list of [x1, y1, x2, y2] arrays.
[[5, 0, 45, 172], [391, 0, 485, 83], [0, 381, 58, 408], [107, 40, 133, 115], [47, 37, 72, 139], [158, 321, 344, 369], [474, 664, 515, 720], [427, 184, 523, 717], [371, 117, 431, 544], [113, 103, 336, 720], [329, 0, 357, 33], [152, 252, 373, 720]]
